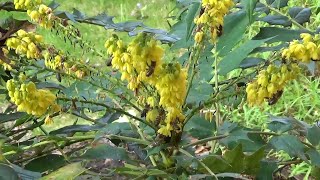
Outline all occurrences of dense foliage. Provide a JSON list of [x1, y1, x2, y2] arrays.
[[1, 0, 320, 179]]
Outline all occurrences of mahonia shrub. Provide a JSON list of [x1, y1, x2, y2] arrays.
[[1, 0, 320, 179]]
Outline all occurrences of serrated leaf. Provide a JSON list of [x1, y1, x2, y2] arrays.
[[81, 144, 131, 162], [223, 144, 245, 173], [40, 162, 86, 180], [257, 160, 277, 180], [218, 38, 272, 75], [307, 125, 320, 146], [269, 135, 306, 159], [289, 7, 311, 25], [260, 15, 291, 27], [217, 10, 249, 57], [239, 57, 265, 69], [25, 154, 67, 173], [184, 115, 216, 139], [243, 146, 265, 174], [201, 155, 231, 173]]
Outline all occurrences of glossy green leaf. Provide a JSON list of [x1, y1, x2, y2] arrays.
[[25, 154, 67, 173], [260, 15, 291, 27], [253, 27, 307, 43], [266, 0, 288, 9], [239, 57, 265, 69], [185, 2, 200, 40], [40, 162, 86, 180], [184, 114, 216, 139], [0, 112, 27, 123], [307, 149, 320, 167], [81, 144, 131, 162], [269, 135, 306, 159], [257, 160, 277, 180], [218, 38, 272, 75], [217, 10, 249, 57], [289, 7, 311, 25], [241, 0, 258, 23], [307, 126, 320, 146]]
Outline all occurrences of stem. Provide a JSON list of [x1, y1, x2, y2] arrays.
[[179, 148, 217, 178], [58, 97, 156, 130], [181, 135, 228, 149]]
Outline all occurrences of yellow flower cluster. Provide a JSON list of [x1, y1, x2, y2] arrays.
[[282, 33, 320, 63], [105, 34, 163, 91], [105, 34, 188, 137], [6, 30, 43, 59], [6, 78, 60, 116], [14, 0, 42, 10], [194, 0, 234, 43], [246, 63, 300, 106], [14, 0, 54, 28]]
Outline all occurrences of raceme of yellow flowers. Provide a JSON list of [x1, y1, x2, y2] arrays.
[[282, 33, 320, 63], [246, 63, 300, 106], [6, 30, 43, 59], [14, 0, 54, 28], [6, 75, 60, 117], [246, 33, 320, 106], [105, 34, 187, 137], [194, 0, 234, 43]]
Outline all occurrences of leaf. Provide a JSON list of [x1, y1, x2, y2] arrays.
[[223, 144, 245, 173], [48, 0, 60, 10], [25, 154, 67, 173], [260, 15, 291, 27], [96, 122, 132, 138], [241, 0, 258, 23], [201, 155, 231, 173], [251, 43, 287, 54], [40, 162, 86, 180], [218, 38, 272, 75], [266, 0, 288, 9], [253, 27, 308, 43], [307, 125, 320, 146], [307, 149, 320, 167], [0, 163, 19, 180], [36, 82, 65, 90], [0, 112, 27, 123], [81, 144, 131, 162], [243, 146, 265, 174], [257, 160, 277, 180], [184, 115, 216, 139], [185, 2, 200, 40], [239, 57, 265, 69], [49, 125, 100, 135], [289, 7, 311, 25], [9, 164, 41, 180], [217, 10, 249, 57], [269, 135, 306, 159]]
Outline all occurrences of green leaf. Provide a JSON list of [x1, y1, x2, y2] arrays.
[[257, 160, 277, 180], [243, 146, 265, 174], [266, 0, 288, 9], [307, 126, 320, 146], [239, 57, 265, 69], [184, 114, 216, 139], [269, 135, 306, 159], [217, 10, 249, 57], [0, 163, 19, 180], [81, 144, 131, 162], [40, 162, 86, 180], [96, 122, 133, 138], [49, 125, 101, 135], [223, 144, 245, 173], [260, 15, 291, 27], [25, 154, 67, 173], [201, 155, 231, 173], [307, 149, 320, 167], [241, 0, 258, 23], [186, 2, 200, 40], [0, 112, 27, 123], [10, 164, 41, 180], [289, 7, 311, 25], [218, 38, 272, 75], [253, 27, 307, 43]]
